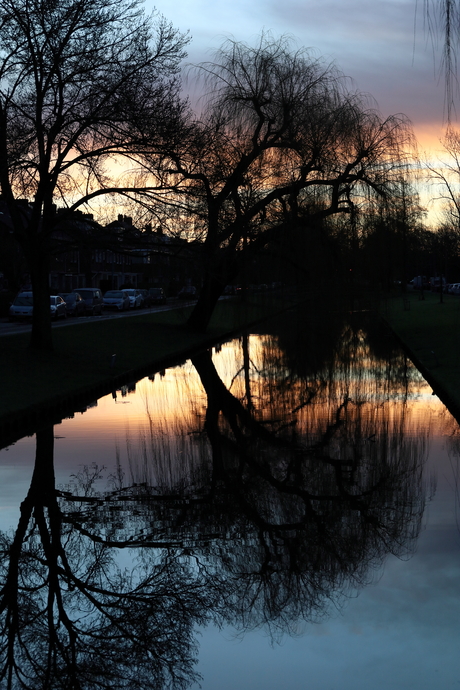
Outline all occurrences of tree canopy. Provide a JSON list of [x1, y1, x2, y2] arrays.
[[136, 34, 414, 330]]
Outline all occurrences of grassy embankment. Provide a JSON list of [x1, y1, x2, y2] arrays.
[[381, 289, 460, 418], [0, 293, 295, 443]]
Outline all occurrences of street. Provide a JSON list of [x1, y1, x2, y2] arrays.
[[0, 301, 190, 337]]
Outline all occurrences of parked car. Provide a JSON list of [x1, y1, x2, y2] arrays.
[[103, 290, 130, 311], [50, 295, 67, 320], [430, 276, 446, 292], [72, 288, 103, 315], [8, 291, 34, 321], [58, 292, 86, 317], [148, 287, 166, 305], [137, 289, 151, 307], [121, 288, 143, 308], [177, 286, 197, 300], [410, 276, 429, 290]]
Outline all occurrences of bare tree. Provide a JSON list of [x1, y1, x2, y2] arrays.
[[138, 34, 413, 331], [0, 0, 189, 349], [427, 127, 460, 223]]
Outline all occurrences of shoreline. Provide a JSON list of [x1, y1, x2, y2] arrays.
[[380, 290, 460, 422]]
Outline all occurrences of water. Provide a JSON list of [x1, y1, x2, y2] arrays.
[[0, 311, 459, 689]]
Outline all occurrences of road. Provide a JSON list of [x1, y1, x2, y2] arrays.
[[0, 301, 195, 337]]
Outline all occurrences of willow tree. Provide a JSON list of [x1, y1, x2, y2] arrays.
[[0, 0, 188, 350], [140, 34, 413, 332], [423, 0, 459, 115]]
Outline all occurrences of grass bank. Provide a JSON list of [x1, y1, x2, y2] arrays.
[[381, 289, 460, 418], [0, 293, 295, 445]]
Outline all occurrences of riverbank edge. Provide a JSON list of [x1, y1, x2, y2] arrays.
[[380, 291, 460, 423], [0, 295, 300, 448]]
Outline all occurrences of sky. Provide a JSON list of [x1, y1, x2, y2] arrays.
[[149, 0, 453, 219], [149, 1, 447, 140]]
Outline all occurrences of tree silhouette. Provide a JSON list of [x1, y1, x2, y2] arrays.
[[0, 0, 188, 349], [138, 33, 413, 331]]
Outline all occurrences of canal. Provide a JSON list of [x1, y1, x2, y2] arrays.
[[0, 307, 459, 689]]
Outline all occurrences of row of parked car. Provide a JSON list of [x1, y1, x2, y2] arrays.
[[8, 287, 167, 321], [101, 287, 166, 311], [445, 283, 460, 294]]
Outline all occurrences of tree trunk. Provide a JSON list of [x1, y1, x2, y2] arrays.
[[186, 241, 242, 332], [29, 246, 53, 351], [186, 273, 226, 332]]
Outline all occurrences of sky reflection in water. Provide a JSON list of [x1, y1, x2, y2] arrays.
[[0, 318, 459, 689]]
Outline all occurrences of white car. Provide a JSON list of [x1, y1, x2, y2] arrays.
[[103, 290, 130, 311], [9, 292, 67, 321], [121, 289, 143, 308]]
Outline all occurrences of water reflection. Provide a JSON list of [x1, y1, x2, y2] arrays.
[[0, 315, 434, 688], [0, 426, 211, 689]]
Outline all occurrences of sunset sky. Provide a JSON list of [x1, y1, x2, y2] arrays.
[[151, 0, 453, 220]]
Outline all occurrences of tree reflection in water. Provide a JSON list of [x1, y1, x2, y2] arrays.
[[0, 428, 212, 689], [0, 317, 432, 688]]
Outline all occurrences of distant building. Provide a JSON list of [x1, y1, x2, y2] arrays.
[[1, 202, 204, 295]]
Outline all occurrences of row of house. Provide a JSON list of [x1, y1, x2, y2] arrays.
[[0, 200, 203, 296]]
